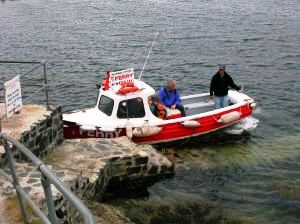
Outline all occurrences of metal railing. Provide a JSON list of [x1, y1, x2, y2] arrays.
[[0, 60, 50, 133], [0, 133, 96, 224], [0, 60, 49, 107]]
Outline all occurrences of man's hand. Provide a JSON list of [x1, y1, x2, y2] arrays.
[[171, 104, 176, 109], [238, 89, 243, 93], [208, 95, 214, 101]]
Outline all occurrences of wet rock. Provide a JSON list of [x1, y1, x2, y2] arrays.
[[164, 151, 181, 163], [23, 186, 31, 193], [30, 173, 41, 178], [56, 171, 65, 177], [18, 172, 28, 177], [148, 166, 158, 175], [122, 148, 131, 153], [113, 151, 123, 155], [126, 167, 141, 175], [110, 157, 120, 162], [87, 164, 95, 169], [27, 178, 38, 184], [135, 157, 148, 165], [123, 199, 254, 224], [160, 165, 168, 173], [272, 181, 300, 199], [110, 163, 125, 175]]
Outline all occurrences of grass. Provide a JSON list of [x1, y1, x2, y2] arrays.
[[4, 195, 43, 224]]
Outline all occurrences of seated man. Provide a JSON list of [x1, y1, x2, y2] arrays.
[[158, 79, 186, 117]]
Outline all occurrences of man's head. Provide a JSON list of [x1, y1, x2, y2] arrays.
[[166, 79, 176, 91], [218, 64, 226, 77]]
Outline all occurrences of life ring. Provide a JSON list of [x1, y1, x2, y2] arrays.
[[121, 82, 135, 88], [117, 82, 139, 94]]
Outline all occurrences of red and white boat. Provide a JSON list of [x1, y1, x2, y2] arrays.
[[63, 68, 256, 144]]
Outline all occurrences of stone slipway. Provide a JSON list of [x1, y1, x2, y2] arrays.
[[46, 138, 174, 223], [0, 104, 175, 223], [0, 104, 51, 158]]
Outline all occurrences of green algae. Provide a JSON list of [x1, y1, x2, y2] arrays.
[[121, 199, 254, 224], [271, 181, 300, 199]]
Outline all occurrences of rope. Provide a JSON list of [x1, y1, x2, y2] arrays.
[[138, 31, 159, 80]]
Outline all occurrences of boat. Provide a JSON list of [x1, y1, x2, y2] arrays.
[[62, 68, 256, 144]]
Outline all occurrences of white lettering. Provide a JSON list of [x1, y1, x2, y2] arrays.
[[110, 68, 134, 86], [79, 127, 123, 138]]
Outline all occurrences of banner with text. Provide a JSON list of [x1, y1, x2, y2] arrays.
[[110, 68, 134, 86], [4, 75, 23, 118]]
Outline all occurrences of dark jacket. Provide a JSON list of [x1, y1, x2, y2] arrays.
[[210, 72, 241, 96]]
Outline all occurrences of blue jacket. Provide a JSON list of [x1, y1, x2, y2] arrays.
[[158, 87, 181, 108]]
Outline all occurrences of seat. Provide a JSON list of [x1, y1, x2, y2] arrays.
[[166, 108, 182, 119]]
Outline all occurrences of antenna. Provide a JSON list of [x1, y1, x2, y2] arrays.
[[138, 31, 159, 80]]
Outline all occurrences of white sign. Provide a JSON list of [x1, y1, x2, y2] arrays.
[[110, 68, 134, 86], [4, 75, 23, 118]]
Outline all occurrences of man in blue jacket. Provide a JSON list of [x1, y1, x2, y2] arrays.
[[158, 79, 186, 117]]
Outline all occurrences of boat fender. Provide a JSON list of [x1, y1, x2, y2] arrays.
[[249, 102, 256, 108], [182, 120, 200, 128], [126, 121, 133, 139], [132, 126, 162, 137], [217, 111, 241, 124]]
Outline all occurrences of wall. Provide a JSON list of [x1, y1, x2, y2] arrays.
[[13, 106, 63, 161], [54, 154, 174, 223]]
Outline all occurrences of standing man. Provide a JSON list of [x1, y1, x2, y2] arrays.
[[159, 79, 186, 117], [209, 64, 241, 109]]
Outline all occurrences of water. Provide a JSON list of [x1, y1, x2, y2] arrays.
[[1, 0, 300, 223]]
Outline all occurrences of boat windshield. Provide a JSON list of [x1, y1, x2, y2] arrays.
[[98, 95, 114, 116], [117, 97, 145, 119]]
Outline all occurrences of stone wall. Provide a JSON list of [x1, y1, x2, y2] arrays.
[[54, 152, 174, 223], [1, 106, 64, 164], [101, 155, 174, 197]]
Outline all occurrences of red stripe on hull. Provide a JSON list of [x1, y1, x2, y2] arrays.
[[63, 105, 253, 144], [132, 104, 253, 143]]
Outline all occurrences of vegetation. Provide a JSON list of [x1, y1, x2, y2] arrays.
[[4, 195, 42, 224]]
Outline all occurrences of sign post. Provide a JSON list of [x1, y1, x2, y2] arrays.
[[4, 75, 23, 118]]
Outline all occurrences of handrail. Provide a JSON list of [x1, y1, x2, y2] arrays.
[[0, 60, 50, 133], [0, 133, 96, 224], [0, 60, 49, 106], [0, 169, 51, 224]]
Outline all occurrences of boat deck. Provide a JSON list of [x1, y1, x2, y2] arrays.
[[182, 94, 216, 116]]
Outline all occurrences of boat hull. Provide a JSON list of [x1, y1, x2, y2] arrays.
[[63, 104, 253, 144]]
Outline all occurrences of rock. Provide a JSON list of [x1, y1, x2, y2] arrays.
[[272, 181, 300, 199], [18, 172, 28, 177], [27, 178, 38, 184], [123, 199, 254, 224], [135, 157, 148, 166], [148, 166, 158, 175], [126, 167, 141, 175]]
